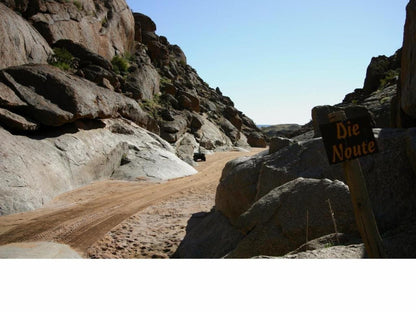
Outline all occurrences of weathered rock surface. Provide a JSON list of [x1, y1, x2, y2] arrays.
[[268, 137, 293, 154], [1, 0, 135, 60], [0, 1, 268, 218], [282, 244, 365, 259], [0, 64, 157, 133], [130, 11, 265, 149], [218, 128, 416, 232], [53, 39, 113, 71], [0, 3, 52, 69], [215, 151, 269, 223], [124, 44, 160, 101], [399, 0, 416, 126], [260, 124, 302, 139], [0, 119, 196, 216], [0, 242, 82, 259], [180, 127, 416, 258], [284, 233, 362, 256], [178, 177, 358, 258], [224, 178, 355, 258], [175, 133, 198, 165], [172, 210, 244, 258]]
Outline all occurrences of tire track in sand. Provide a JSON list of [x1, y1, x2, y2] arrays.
[[0, 148, 264, 256]]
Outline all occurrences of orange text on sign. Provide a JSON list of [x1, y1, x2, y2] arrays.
[[337, 121, 360, 139]]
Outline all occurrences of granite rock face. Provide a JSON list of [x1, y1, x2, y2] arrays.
[[0, 64, 158, 133], [0, 119, 196, 216], [399, 0, 416, 126], [177, 128, 416, 258], [225, 178, 355, 258], [0, 2, 264, 216], [0, 3, 52, 69], [1, 0, 135, 60]]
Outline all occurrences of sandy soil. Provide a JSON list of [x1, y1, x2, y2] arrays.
[[0, 148, 264, 258]]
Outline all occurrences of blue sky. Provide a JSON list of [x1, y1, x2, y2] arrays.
[[126, 0, 408, 125]]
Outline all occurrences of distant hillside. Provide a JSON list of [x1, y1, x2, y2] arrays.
[[260, 124, 301, 138]]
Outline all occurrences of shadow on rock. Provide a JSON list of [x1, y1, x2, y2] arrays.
[[171, 209, 244, 258]]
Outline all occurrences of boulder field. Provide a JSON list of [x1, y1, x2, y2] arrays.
[[0, 0, 266, 215], [175, 128, 416, 258]]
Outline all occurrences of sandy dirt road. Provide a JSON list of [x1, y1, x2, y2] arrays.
[[0, 148, 264, 258]]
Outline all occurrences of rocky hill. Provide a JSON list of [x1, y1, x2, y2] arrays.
[[0, 0, 265, 216], [174, 0, 416, 258], [261, 48, 402, 141]]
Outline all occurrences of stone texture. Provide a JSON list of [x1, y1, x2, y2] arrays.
[[255, 138, 344, 200], [123, 43, 160, 101], [0, 119, 196, 216], [133, 12, 157, 33], [176, 90, 200, 112], [160, 115, 188, 143], [200, 117, 233, 150], [269, 137, 293, 154], [0, 3, 52, 69], [175, 133, 198, 165], [246, 131, 267, 147], [172, 210, 244, 258], [219, 117, 240, 143], [215, 151, 269, 224], [53, 39, 113, 71], [0, 64, 157, 133], [0, 107, 38, 131], [13, 0, 136, 60], [282, 244, 365, 259], [0, 242, 82, 259], [400, 0, 416, 123], [216, 127, 416, 237], [261, 124, 302, 139], [223, 178, 355, 258]]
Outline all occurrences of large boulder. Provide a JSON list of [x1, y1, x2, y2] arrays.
[[200, 117, 233, 150], [225, 178, 355, 258], [133, 12, 157, 34], [0, 119, 196, 216], [124, 44, 160, 101], [0, 3, 52, 69], [216, 127, 416, 235], [53, 39, 113, 71], [0, 64, 157, 133], [255, 138, 344, 200], [400, 0, 416, 124], [219, 117, 240, 143], [159, 114, 188, 143], [246, 131, 267, 147], [3, 0, 135, 60], [175, 133, 198, 165], [215, 151, 269, 223]]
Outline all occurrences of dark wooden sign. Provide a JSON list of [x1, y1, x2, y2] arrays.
[[319, 116, 378, 165]]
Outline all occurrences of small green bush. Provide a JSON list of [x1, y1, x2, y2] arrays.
[[49, 47, 74, 71], [379, 69, 399, 90], [160, 77, 172, 86], [73, 0, 82, 10], [101, 16, 108, 27], [111, 55, 130, 75], [142, 95, 161, 119]]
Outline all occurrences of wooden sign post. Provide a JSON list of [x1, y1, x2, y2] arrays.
[[320, 111, 385, 258]]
